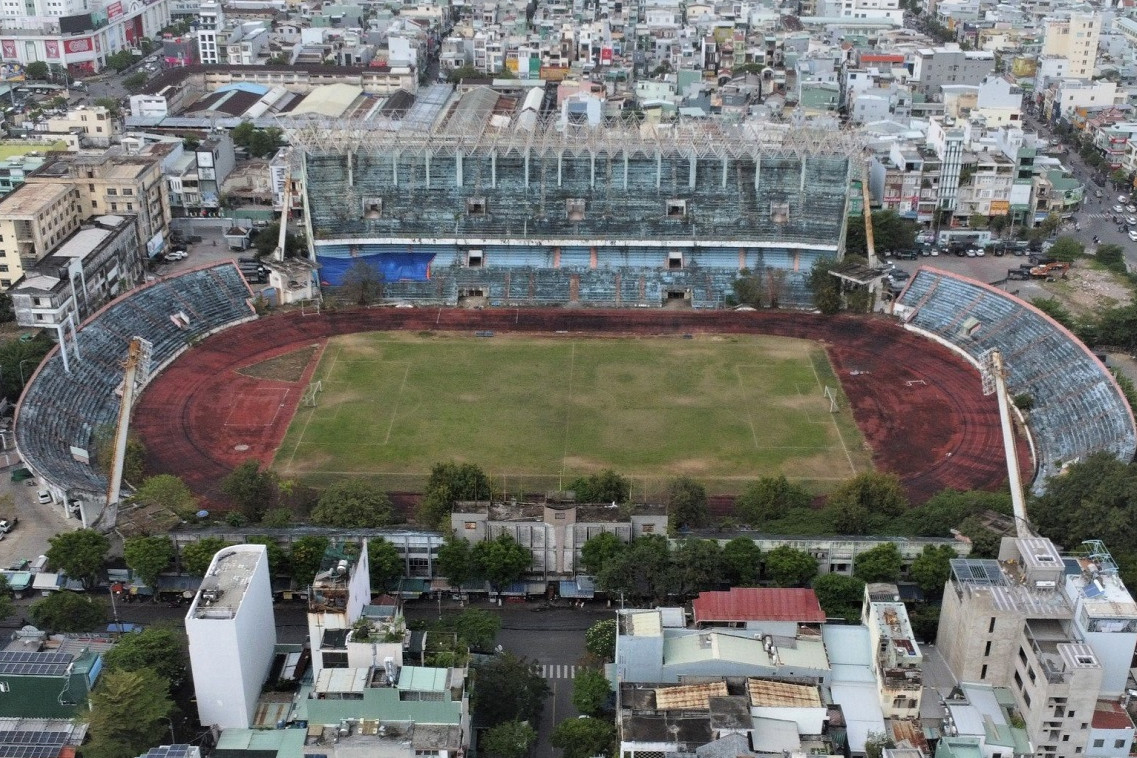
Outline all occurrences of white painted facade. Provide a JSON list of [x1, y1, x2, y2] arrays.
[[185, 544, 277, 730]]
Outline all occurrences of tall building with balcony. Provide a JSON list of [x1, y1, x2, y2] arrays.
[[936, 537, 1137, 758], [1041, 12, 1101, 81], [308, 542, 372, 678], [185, 544, 277, 730], [0, 182, 82, 291], [195, 2, 224, 65]]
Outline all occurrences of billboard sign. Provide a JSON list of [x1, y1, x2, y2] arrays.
[[0, 40, 16, 60], [64, 37, 93, 55], [44, 40, 59, 59], [107, 1, 123, 20]]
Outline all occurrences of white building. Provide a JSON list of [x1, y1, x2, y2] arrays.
[[307, 542, 372, 678], [1042, 12, 1101, 81], [195, 2, 224, 65], [185, 544, 277, 730]]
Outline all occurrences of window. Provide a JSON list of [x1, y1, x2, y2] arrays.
[[122, 188, 132, 196], [106, 188, 116, 195], [555, 512, 565, 519], [1013, 670, 1022, 689], [363, 197, 383, 218], [1093, 741, 1104, 749], [666, 199, 687, 217], [984, 641, 991, 656], [0, 280, 10, 288], [1115, 741, 1126, 749], [1023, 691, 1031, 708], [466, 250, 483, 268], [91, 201, 97, 208], [989, 617, 996, 633], [641, 523, 655, 533], [1028, 666, 1036, 683], [566, 198, 586, 221], [464, 521, 477, 530], [466, 197, 487, 215], [126, 203, 133, 211], [668, 251, 683, 270], [110, 203, 117, 211]]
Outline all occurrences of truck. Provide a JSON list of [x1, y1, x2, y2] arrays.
[[1030, 262, 1071, 280]]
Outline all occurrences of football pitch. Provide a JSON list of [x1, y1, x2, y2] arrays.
[[275, 332, 872, 495]]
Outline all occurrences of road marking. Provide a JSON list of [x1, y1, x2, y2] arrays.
[[540, 664, 577, 679]]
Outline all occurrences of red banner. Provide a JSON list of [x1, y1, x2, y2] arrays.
[[0, 40, 15, 60], [44, 40, 59, 59], [106, 1, 122, 19], [64, 37, 92, 54]]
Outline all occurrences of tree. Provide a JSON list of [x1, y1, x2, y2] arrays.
[[0, 576, 13, 623], [368, 538, 402, 591], [580, 532, 625, 576], [596, 534, 672, 602], [453, 609, 500, 652], [30, 592, 106, 632], [472, 534, 531, 596], [730, 268, 766, 308], [585, 619, 617, 661], [572, 668, 612, 716], [289, 536, 329, 587], [437, 537, 474, 590], [809, 257, 842, 315], [123, 536, 174, 590], [260, 508, 292, 527], [129, 474, 197, 518], [910, 544, 957, 598], [123, 72, 147, 91], [567, 469, 631, 503], [721, 537, 762, 586], [105, 49, 136, 72], [340, 260, 385, 306], [221, 459, 278, 521], [864, 732, 896, 758], [811, 573, 865, 620], [1047, 236, 1084, 263], [482, 721, 537, 758], [666, 476, 708, 531], [447, 64, 482, 82], [764, 545, 818, 587], [853, 542, 902, 583], [247, 536, 288, 576], [845, 210, 917, 256], [1111, 168, 1130, 187], [1096, 243, 1127, 275], [46, 529, 109, 588], [84, 668, 174, 758], [102, 626, 186, 687], [311, 480, 393, 527], [957, 515, 1003, 558], [180, 537, 231, 577], [735, 475, 812, 526], [828, 472, 907, 535], [0, 332, 53, 402], [25, 61, 48, 80], [670, 538, 721, 596], [418, 462, 493, 528], [472, 653, 550, 726], [550, 717, 616, 758], [252, 221, 303, 258]]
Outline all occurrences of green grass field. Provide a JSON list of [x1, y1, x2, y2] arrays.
[[275, 332, 871, 495]]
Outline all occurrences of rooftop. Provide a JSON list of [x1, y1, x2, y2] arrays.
[[746, 678, 822, 708], [653, 681, 728, 710], [1092, 700, 1134, 730], [0, 182, 73, 216], [188, 544, 266, 621], [692, 587, 826, 624]]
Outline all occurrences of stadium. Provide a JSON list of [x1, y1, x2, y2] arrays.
[[289, 92, 859, 309], [10, 97, 1135, 525]]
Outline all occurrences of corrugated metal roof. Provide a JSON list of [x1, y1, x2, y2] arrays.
[[653, 681, 728, 711], [746, 678, 821, 708], [692, 587, 825, 623]]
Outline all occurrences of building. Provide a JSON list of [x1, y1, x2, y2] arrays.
[[0, 149, 51, 197], [0, 182, 82, 291], [1041, 12, 1101, 81], [862, 583, 922, 719], [308, 542, 371, 677], [298, 85, 856, 309], [451, 502, 668, 582], [185, 543, 277, 730], [24, 150, 171, 263], [691, 587, 827, 629], [10, 214, 143, 331], [936, 537, 1137, 758], [42, 105, 118, 148], [0, 0, 171, 75], [911, 47, 996, 97], [196, 3, 225, 65], [0, 642, 105, 718]]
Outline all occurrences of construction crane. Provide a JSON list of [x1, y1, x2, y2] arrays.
[[981, 350, 1032, 538], [274, 161, 291, 264], [861, 156, 878, 270], [105, 337, 144, 514]]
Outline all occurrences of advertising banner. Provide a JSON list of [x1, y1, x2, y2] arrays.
[[107, 1, 122, 20], [1, 40, 16, 60], [45, 40, 59, 58], [64, 37, 93, 54]]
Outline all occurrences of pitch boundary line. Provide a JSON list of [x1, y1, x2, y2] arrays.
[[384, 363, 412, 445], [733, 365, 760, 449], [558, 341, 577, 487], [283, 344, 342, 473], [281, 469, 859, 481], [807, 352, 856, 475]]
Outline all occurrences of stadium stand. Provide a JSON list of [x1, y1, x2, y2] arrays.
[[15, 263, 255, 502], [896, 267, 1136, 492]]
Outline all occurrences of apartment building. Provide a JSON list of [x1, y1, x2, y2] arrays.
[[1041, 12, 1101, 81], [42, 105, 118, 148], [936, 537, 1137, 758], [308, 542, 371, 678], [955, 149, 1016, 218], [0, 181, 82, 290], [196, 2, 225, 65], [911, 46, 996, 97], [24, 150, 171, 260]]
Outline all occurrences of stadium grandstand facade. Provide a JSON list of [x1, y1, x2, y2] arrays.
[[896, 268, 1137, 493], [288, 84, 859, 309]]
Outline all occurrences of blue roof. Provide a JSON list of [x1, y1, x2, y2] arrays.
[[216, 82, 271, 95]]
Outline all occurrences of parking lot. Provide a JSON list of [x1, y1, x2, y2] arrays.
[[0, 466, 76, 569], [882, 247, 1054, 302]]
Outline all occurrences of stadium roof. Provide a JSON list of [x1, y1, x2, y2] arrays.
[[291, 83, 364, 118], [692, 587, 825, 624]]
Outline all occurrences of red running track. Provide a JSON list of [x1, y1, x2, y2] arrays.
[[132, 307, 1029, 505]]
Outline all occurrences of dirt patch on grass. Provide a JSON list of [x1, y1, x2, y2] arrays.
[[1050, 267, 1133, 319], [238, 345, 318, 383]]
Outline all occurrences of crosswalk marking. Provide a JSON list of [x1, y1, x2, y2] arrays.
[[540, 664, 577, 680]]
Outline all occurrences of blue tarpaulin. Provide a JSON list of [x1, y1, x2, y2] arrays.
[[317, 252, 434, 286]]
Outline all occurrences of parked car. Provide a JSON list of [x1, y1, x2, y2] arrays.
[[0, 518, 18, 534], [9, 467, 32, 483], [893, 249, 919, 260], [36, 490, 51, 504]]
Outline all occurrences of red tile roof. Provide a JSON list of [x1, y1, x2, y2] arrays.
[[692, 587, 826, 624], [1092, 701, 1134, 731]]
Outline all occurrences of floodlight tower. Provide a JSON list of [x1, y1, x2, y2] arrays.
[[979, 349, 1032, 538]]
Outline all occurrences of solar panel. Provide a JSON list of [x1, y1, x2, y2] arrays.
[[1083, 583, 1104, 599], [0, 729, 69, 758], [0, 652, 72, 677]]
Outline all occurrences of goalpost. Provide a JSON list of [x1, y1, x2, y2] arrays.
[[302, 380, 323, 407], [823, 385, 839, 413]]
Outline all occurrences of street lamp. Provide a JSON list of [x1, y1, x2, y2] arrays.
[[18, 359, 32, 386]]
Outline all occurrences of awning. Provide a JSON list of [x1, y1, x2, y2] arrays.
[[559, 576, 596, 599]]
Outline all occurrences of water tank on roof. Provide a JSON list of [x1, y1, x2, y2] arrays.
[[336, 559, 349, 575]]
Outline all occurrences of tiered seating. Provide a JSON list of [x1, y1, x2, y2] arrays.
[[15, 264, 255, 496], [896, 269, 1137, 492]]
